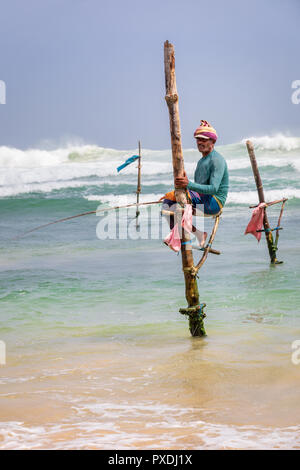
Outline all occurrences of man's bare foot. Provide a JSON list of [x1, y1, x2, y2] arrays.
[[195, 230, 207, 248]]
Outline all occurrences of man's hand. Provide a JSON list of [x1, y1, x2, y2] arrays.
[[175, 170, 189, 189]]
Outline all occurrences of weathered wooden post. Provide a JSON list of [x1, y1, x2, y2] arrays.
[[164, 40, 206, 336], [246, 140, 282, 264], [136, 141, 142, 229]]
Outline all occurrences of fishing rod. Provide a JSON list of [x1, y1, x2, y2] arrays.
[[14, 194, 287, 241], [14, 199, 163, 240]]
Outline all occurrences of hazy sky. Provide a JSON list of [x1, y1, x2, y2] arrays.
[[0, 0, 299, 149]]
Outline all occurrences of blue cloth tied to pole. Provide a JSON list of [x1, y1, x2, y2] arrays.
[[117, 155, 139, 173]]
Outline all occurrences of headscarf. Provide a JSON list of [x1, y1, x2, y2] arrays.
[[194, 120, 218, 142]]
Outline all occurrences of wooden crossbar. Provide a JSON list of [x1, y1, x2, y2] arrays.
[[256, 227, 283, 233], [192, 245, 221, 255], [249, 197, 288, 209]]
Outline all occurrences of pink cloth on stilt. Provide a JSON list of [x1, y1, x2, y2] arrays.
[[181, 204, 193, 233], [164, 204, 193, 252], [164, 222, 181, 252], [244, 202, 267, 242]]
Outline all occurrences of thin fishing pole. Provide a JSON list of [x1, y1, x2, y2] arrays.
[[14, 200, 163, 240]]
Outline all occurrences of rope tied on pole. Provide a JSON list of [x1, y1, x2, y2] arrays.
[[182, 266, 199, 278]]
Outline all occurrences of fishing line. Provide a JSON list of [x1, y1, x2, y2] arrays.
[[14, 200, 162, 240]]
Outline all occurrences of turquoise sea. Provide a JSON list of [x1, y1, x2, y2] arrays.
[[0, 134, 299, 449]]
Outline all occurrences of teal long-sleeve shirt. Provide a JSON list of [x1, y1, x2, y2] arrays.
[[187, 149, 229, 207]]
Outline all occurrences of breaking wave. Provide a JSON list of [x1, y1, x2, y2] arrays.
[[0, 134, 299, 200], [241, 134, 300, 152]]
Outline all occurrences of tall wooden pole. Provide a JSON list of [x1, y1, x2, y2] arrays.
[[136, 141, 142, 229], [246, 140, 278, 264], [164, 40, 206, 336]]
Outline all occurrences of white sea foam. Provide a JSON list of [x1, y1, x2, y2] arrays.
[[0, 160, 173, 184], [0, 156, 298, 198], [0, 402, 299, 449], [0, 135, 299, 198], [227, 188, 300, 205], [0, 133, 299, 170], [85, 188, 300, 206], [242, 133, 300, 152], [0, 179, 98, 197], [0, 176, 298, 204], [0, 144, 130, 168], [226, 155, 300, 172], [87, 193, 161, 205]]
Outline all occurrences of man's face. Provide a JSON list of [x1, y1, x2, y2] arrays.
[[196, 137, 214, 154]]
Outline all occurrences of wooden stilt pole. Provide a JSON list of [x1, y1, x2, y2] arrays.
[[164, 40, 205, 336], [246, 140, 281, 264], [274, 199, 286, 250], [136, 141, 142, 229]]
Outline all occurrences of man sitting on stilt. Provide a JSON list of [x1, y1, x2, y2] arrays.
[[162, 120, 229, 249]]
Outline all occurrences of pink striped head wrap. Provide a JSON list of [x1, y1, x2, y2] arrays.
[[194, 120, 218, 142]]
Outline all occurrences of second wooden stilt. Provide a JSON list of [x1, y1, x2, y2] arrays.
[[246, 140, 282, 264]]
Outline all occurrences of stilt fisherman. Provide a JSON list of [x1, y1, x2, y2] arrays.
[[163, 120, 229, 248]]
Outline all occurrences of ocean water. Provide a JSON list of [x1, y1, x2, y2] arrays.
[[0, 134, 300, 449]]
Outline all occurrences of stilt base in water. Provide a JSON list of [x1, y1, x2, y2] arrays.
[[179, 303, 207, 337]]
